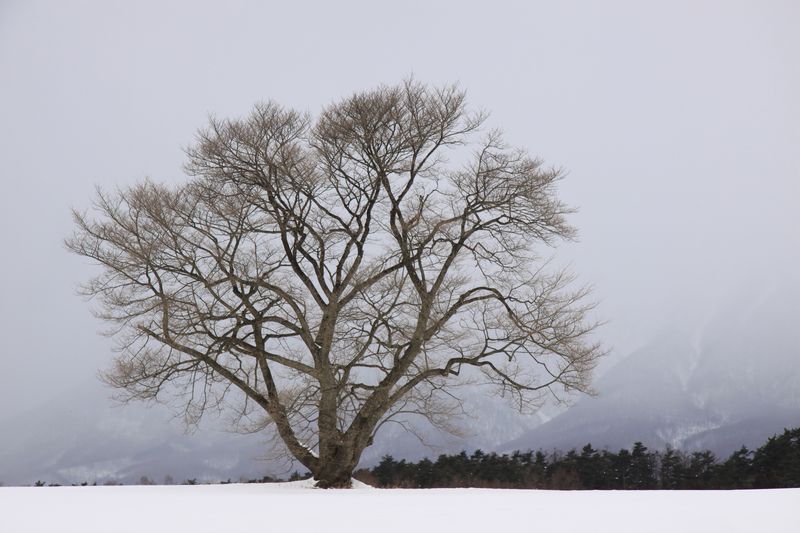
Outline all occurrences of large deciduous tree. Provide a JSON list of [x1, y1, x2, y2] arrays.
[[68, 81, 602, 487]]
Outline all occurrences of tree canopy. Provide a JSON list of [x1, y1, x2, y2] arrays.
[[68, 80, 602, 487]]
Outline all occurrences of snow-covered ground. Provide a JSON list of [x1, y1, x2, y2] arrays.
[[1, 481, 796, 532]]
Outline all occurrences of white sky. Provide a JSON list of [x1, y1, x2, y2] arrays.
[[0, 0, 797, 419]]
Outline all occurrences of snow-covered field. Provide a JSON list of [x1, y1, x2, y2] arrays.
[[1, 480, 796, 532]]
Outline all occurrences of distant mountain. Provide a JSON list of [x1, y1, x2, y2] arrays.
[[502, 277, 800, 456], [3, 276, 798, 485], [0, 368, 548, 485], [0, 380, 541, 486], [0, 384, 276, 486], [361, 387, 546, 465]]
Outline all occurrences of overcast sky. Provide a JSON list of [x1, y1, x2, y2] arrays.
[[0, 0, 797, 420]]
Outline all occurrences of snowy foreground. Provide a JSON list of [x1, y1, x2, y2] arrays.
[[1, 479, 797, 532]]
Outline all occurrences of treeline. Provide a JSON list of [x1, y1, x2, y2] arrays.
[[23, 427, 799, 489], [354, 427, 800, 489]]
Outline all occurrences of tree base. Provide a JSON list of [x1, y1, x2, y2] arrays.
[[314, 476, 353, 489]]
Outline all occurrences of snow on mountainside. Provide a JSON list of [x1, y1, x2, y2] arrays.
[[2, 273, 798, 485], [361, 387, 547, 465], [0, 384, 276, 486], [503, 276, 800, 456], [0, 379, 542, 486]]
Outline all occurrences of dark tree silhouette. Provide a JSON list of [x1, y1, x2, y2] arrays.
[[68, 80, 602, 487]]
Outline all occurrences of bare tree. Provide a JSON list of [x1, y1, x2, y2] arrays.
[[67, 80, 602, 488]]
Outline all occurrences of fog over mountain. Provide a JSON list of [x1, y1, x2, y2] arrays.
[[504, 265, 800, 457], [1, 1, 798, 485], [3, 266, 796, 485], [0, 380, 546, 485]]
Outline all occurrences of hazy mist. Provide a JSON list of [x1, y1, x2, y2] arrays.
[[1, 0, 797, 451]]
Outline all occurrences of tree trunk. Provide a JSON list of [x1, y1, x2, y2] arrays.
[[314, 466, 355, 489], [312, 441, 360, 488]]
